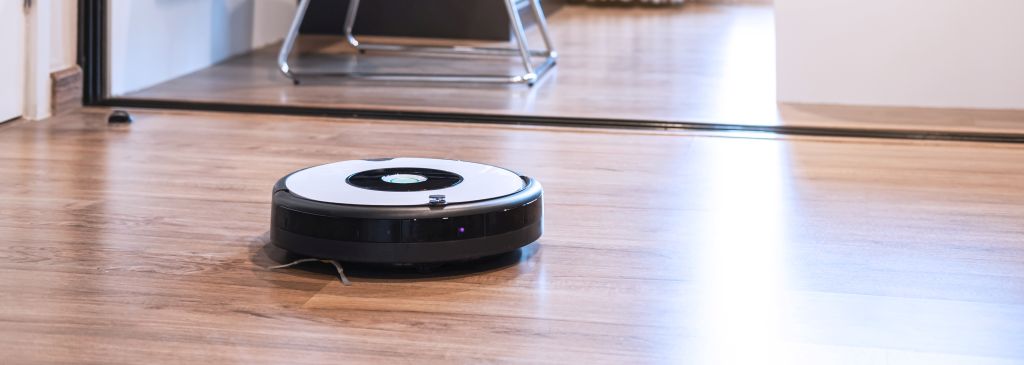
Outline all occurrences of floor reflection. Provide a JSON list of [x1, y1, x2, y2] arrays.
[[688, 139, 794, 363]]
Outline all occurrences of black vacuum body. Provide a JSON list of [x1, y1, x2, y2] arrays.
[[271, 158, 543, 264]]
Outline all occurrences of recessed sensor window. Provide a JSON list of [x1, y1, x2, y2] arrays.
[[382, 174, 427, 184]]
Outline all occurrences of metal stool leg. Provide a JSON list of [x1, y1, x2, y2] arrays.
[[529, 0, 557, 57], [343, 0, 361, 48], [504, 0, 537, 84], [281, 0, 558, 84], [277, 0, 312, 83], [526, 0, 558, 80]]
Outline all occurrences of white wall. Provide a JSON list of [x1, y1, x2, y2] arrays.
[[11, 0, 78, 121], [50, 0, 77, 72], [776, 0, 1024, 109], [0, 0, 26, 122], [108, 0, 295, 95], [23, 0, 53, 120], [48, 0, 77, 72]]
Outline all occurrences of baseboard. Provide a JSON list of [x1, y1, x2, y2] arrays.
[[51, 66, 83, 116]]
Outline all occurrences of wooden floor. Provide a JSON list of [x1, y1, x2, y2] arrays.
[[123, 4, 1024, 135], [1, 109, 1023, 364]]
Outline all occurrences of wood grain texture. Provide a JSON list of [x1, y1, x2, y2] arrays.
[[1, 109, 1023, 364], [123, 4, 1024, 135]]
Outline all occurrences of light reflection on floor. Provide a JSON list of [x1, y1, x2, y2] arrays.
[[680, 139, 794, 363]]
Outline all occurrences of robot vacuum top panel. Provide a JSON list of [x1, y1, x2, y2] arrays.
[[284, 158, 526, 206]]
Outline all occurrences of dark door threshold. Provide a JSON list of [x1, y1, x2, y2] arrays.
[[98, 98, 1024, 144]]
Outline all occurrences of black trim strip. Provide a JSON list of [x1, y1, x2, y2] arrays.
[[98, 98, 1024, 144]]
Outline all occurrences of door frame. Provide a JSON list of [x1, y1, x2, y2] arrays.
[[79, 0, 106, 105]]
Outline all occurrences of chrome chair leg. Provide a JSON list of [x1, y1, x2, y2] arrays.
[[526, 0, 558, 80], [277, 0, 312, 83], [281, 0, 558, 85], [343, 0, 361, 48], [504, 0, 537, 83], [529, 0, 557, 57]]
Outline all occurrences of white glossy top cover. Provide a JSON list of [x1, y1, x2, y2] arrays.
[[285, 158, 526, 206]]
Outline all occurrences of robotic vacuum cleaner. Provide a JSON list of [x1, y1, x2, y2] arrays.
[[270, 158, 543, 264]]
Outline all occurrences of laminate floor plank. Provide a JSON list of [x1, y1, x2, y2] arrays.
[[0, 109, 1022, 364]]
